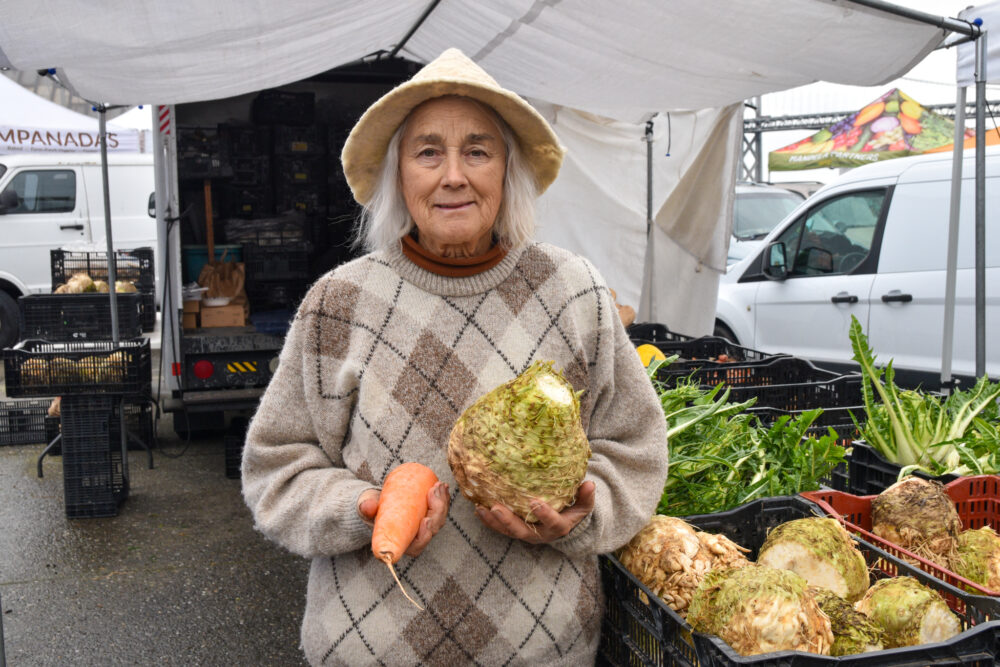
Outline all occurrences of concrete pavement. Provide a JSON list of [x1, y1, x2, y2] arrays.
[[0, 345, 310, 666]]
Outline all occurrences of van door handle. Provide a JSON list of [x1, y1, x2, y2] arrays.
[[60, 223, 84, 230], [881, 291, 913, 303], [831, 293, 859, 304]]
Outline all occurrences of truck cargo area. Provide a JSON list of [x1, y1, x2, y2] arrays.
[[159, 58, 419, 432]]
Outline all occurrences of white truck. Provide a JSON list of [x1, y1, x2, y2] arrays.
[[154, 59, 417, 435], [0, 151, 156, 348]]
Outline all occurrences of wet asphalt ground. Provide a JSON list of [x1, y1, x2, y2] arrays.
[[0, 345, 310, 666]]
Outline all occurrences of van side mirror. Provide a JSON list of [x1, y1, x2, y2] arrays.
[[147, 192, 156, 218], [0, 189, 18, 214], [762, 241, 788, 280]]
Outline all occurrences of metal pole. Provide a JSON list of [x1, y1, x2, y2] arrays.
[[974, 31, 988, 377], [753, 96, 763, 183], [941, 86, 966, 392], [640, 119, 654, 321], [97, 108, 128, 466], [842, 0, 979, 37], [0, 590, 6, 667], [98, 107, 120, 345]]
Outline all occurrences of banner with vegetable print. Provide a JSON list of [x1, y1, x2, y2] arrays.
[[769, 89, 965, 171]]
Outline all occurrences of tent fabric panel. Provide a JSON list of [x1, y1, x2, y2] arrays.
[[0, 0, 945, 113], [533, 103, 740, 310], [0, 0, 425, 105], [958, 2, 1000, 86], [407, 0, 945, 117]]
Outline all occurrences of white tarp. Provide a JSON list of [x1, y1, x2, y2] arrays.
[[0, 1, 949, 330], [958, 2, 1000, 85], [0, 75, 141, 153]]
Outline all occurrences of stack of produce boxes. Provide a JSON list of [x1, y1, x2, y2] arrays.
[[3, 258, 153, 518]]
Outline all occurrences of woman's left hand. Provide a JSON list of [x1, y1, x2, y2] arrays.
[[475, 481, 595, 544]]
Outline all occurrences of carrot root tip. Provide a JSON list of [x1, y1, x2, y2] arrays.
[[382, 554, 424, 611]]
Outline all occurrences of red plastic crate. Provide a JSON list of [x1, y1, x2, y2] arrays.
[[802, 475, 1000, 602]]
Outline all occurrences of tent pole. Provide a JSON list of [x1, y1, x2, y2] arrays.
[[639, 119, 654, 322], [941, 86, 966, 393], [98, 106, 120, 346], [842, 0, 978, 37], [98, 106, 129, 467], [974, 31, 988, 378]]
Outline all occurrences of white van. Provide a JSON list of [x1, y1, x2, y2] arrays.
[[0, 152, 156, 348], [715, 146, 999, 389]]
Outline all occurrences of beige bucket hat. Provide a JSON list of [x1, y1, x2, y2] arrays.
[[341, 48, 564, 205]]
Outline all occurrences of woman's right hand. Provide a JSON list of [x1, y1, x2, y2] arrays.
[[358, 482, 450, 557]]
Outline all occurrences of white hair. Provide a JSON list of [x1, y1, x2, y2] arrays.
[[354, 96, 538, 253]]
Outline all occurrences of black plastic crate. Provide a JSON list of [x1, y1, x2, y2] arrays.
[[242, 243, 311, 282], [218, 123, 272, 157], [273, 155, 326, 184], [252, 90, 315, 126], [638, 336, 779, 365], [272, 124, 325, 154], [845, 441, 959, 497], [275, 183, 325, 215], [246, 280, 309, 312], [51, 247, 155, 292], [0, 398, 51, 446], [19, 292, 143, 341], [60, 394, 129, 518], [3, 339, 151, 397], [222, 184, 274, 219], [177, 126, 232, 180], [61, 395, 153, 452], [121, 399, 155, 452], [225, 417, 248, 479], [62, 446, 127, 519], [230, 156, 271, 186], [600, 495, 1000, 666], [627, 322, 691, 344], [221, 213, 307, 246]]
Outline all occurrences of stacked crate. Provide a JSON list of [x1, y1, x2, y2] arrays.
[[50, 247, 156, 332], [5, 256, 154, 517]]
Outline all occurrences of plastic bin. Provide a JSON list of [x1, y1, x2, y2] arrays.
[[627, 322, 689, 344], [60, 395, 130, 518], [225, 417, 248, 479], [842, 441, 959, 497], [218, 123, 272, 157], [242, 243, 310, 282], [3, 339, 151, 397], [229, 156, 271, 186], [50, 247, 156, 332], [803, 475, 1000, 600], [221, 184, 274, 219], [182, 245, 243, 284], [638, 335, 779, 366], [51, 247, 155, 291], [599, 495, 1000, 666], [0, 398, 52, 446], [19, 292, 143, 341], [245, 280, 308, 311], [272, 125, 326, 155], [249, 310, 293, 336], [251, 90, 315, 126]]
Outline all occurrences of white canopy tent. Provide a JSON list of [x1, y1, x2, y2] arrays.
[[0, 74, 142, 153], [0, 0, 966, 335]]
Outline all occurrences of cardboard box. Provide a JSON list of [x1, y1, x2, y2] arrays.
[[183, 300, 201, 314], [200, 303, 246, 328], [183, 312, 199, 330]]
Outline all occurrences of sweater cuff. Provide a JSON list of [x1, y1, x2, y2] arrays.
[[311, 480, 379, 555], [548, 510, 595, 556]]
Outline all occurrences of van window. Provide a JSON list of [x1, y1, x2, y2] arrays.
[[2, 170, 76, 213], [773, 189, 887, 276], [733, 191, 802, 240]]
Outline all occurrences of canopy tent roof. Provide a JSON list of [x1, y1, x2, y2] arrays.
[[0, 0, 949, 119], [769, 88, 968, 170], [0, 74, 144, 153]]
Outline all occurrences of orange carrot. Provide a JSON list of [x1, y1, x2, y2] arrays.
[[372, 462, 439, 609]]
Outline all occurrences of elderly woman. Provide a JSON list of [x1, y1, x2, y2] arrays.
[[242, 48, 668, 666]]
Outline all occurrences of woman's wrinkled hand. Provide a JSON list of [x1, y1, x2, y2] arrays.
[[358, 482, 451, 557], [474, 481, 595, 544]]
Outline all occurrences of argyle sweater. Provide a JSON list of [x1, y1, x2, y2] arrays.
[[242, 241, 669, 666]]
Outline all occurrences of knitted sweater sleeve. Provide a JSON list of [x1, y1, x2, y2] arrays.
[[241, 294, 375, 559], [550, 291, 669, 558]]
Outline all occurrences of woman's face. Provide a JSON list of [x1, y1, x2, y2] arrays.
[[399, 97, 506, 258]]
